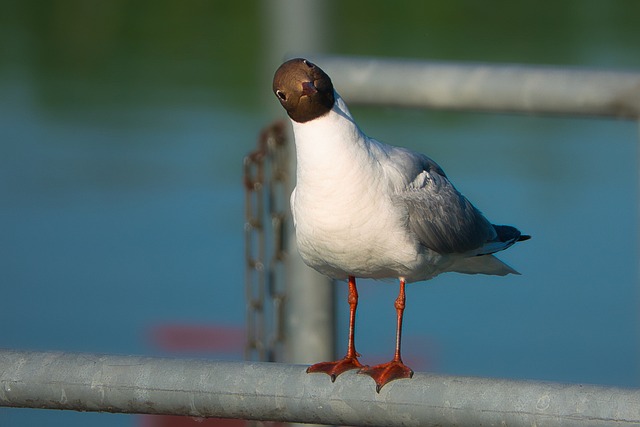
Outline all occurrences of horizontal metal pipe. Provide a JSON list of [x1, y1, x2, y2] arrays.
[[303, 55, 640, 119], [1, 350, 639, 426]]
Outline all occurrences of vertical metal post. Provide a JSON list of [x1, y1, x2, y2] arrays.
[[261, 0, 335, 365], [284, 230, 336, 365]]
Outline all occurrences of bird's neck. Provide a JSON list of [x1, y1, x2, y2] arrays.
[[291, 94, 369, 177]]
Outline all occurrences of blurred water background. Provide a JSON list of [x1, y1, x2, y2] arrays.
[[2, 1, 640, 426]]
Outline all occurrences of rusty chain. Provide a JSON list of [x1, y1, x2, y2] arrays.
[[243, 120, 289, 363]]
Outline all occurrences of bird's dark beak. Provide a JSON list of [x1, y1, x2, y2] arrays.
[[301, 81, 318, 96]]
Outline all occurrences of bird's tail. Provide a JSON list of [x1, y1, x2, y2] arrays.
[[450, 225, 529, 276], [475, 225, 531, 256], [450, 254, 520, 276]]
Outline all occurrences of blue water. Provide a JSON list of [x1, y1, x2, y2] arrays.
[[2, 81, 253, 346]]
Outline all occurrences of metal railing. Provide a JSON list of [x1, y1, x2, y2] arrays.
[[306, 55, 640, 119], [2, 349, 640, 426]]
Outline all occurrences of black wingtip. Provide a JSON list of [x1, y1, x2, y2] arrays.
[[494, 225, 528, 244]]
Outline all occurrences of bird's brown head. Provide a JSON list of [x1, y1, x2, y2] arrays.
[[272, 58, 335, 123]]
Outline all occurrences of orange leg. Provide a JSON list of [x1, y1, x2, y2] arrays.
[[306, 276, 364, 381], [359, 278, 414, 392]]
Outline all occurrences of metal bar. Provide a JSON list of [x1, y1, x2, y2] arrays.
[[262, 0, 337, 370], [2, 350, 639, 426], [304, 55, 640, 119], [284, 234, 336, 365]]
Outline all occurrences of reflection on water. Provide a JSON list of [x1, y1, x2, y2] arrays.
[[1, 2, 640, 426]]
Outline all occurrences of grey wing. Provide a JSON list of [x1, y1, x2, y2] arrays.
[[399, 160, 497, 255]]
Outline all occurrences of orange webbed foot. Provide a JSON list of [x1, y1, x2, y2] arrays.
[[359, 359, 414, 392], [306, 356, 365, 382]]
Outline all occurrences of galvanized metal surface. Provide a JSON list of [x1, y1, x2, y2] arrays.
[[284, 232, 336, 365], [306, 55, 640, 118], [1, 350, 639, 426]]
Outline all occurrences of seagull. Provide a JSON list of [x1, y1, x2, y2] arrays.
[[272, 58, 530, 392]]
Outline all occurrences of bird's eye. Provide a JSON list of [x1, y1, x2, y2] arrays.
[[303, 59, 314, 68], [276, 90, 286, 101]]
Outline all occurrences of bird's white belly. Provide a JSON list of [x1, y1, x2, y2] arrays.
[[292, 183, 442, 281]]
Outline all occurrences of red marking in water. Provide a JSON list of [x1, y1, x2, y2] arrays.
[[140, 414, 288, 427], [149, 324, 245, 353]]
